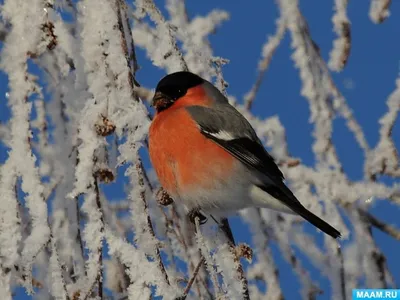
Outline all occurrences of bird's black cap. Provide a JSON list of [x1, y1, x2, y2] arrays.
[[155, 71, 204, 101]]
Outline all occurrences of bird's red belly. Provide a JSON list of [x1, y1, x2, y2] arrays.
[[149, 109, 236, 196]]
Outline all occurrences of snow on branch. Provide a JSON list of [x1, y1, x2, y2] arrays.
[[365, 79, 400, 178], [278, 0, 369, 167], [134, 0, 188, 72], [369, 0, 392, 23], [0, 0, 51, 294], [0, 0, 399, 299], [105, 227, 179, 299], [245, 15, 286, 110], [328, 0, 351, 72]]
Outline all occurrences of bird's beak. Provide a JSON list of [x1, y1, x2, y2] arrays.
[[151, 91, 173, 110], [152, 91, 165, 106]]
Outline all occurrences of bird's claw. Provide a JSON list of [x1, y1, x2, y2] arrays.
[[188, 209, 208, 225]]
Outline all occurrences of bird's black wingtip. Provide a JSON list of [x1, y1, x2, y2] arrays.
[[311, 215, 341, 240], [256, 184, 342, 239], [331, 229, 342, 240], [290, 200, 342, 239]]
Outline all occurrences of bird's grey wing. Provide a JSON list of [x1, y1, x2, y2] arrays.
[[185, 105, 284, 181]]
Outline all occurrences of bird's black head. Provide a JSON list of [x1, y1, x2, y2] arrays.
[[152, 71, 204, 112]]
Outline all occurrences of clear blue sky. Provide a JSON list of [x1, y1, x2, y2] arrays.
[[2, 1, 400, 299]]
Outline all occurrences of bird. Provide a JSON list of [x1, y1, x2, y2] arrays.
[[148, 71, 341, 239]]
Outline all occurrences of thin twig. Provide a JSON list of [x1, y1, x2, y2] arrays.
[[170, 205, 208, 296], [336, 244, 347, 300], [219, 218, 250, 300], [329, 0, 351, 71], [358, 209, 400, 240], [136, 161, 171, 285], [141, 0, 188, 71], [220, 218, 236, 245], [195, 217, 222, 297], [94, 178, 104, 300], [116, 0, 138, 97], [118, 0, 140, 74], [81, 175, 105, 300], [50, 233, 71, 300], [350, 207, 392, 288], [74, 149, 86, 279], [370, 0, 392, 23], [244, 16, 286, 110], [178, 256, 206, 300]]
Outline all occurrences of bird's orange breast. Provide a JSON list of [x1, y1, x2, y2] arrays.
[[149, 107, 235, 197]]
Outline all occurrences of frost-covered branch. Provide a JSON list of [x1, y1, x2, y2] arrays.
[[245, 15, 286, 110], [0, 0, 51, 294], [219, 218, 251, 300], [358, 209, 400, 240], [369, 0, 392, 23], [0, 0, 399, 299], [135, 0, 188, 72], [329, 0, 351, 71], [365, 79, 400, 179]]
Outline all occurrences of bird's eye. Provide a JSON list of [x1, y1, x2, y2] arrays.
[[169, 87, 185, 100], [157, 85, 187, 101]]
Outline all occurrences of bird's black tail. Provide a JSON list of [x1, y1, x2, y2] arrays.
[[259, 184, 341, 239], [291, 202, 341, 239]]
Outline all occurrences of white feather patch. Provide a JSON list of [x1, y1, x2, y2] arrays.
[[203, 130, 235, 141]]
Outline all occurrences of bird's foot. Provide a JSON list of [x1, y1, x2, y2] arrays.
[[187, 209, 208, 225]]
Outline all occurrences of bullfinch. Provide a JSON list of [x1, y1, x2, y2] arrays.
[[149, 71, 341, 239]]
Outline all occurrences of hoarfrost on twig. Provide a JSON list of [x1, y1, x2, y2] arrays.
[[0, 0, 398, 299]]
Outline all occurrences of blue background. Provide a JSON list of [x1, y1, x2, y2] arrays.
[[1, 0, 399, 299]]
